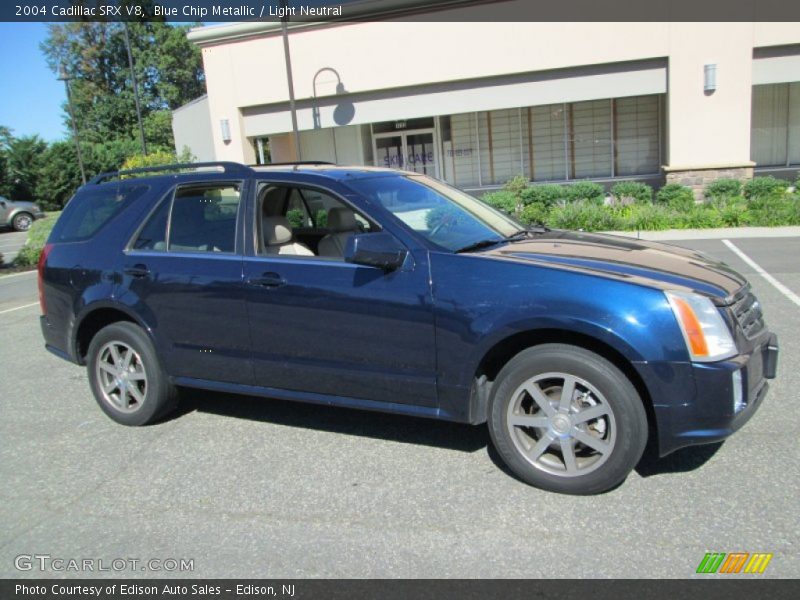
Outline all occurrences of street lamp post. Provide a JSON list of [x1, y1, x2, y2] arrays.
[[123, 23, 148, 156], [57, 67, 87, 186], [280, 0, 302, 160]]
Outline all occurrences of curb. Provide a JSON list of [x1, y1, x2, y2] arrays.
[[598, 226, 800, 241]]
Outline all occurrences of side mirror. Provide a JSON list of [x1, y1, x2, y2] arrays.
[[344, 232, 408, 271]]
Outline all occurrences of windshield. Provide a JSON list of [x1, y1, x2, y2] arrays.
[[346, 174, 522, 252]]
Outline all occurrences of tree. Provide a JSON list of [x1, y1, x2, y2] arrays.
[[4, 135, 48, 200], [36, 141, 83, 210], [41, 22, 204, 152]]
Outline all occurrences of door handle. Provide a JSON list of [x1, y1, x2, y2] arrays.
[[247, 272, 286, 288], [124, 264, 150, 278]]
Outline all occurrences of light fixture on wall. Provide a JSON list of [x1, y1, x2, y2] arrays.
[[704, 64, 717, 93], [220, 119, 232, 143]]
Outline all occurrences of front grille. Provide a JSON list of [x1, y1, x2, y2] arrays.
[[731, 288, 765, 339]]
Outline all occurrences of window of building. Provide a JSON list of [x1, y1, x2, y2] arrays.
[[437, 94, 663, 188], [751, 82, 800, 167]]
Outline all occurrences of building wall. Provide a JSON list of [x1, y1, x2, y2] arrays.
[[171, 95, 215, 162], [185, 18, 800, 190]]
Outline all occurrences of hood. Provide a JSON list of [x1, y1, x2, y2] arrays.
[[481, 230, 746, 304]]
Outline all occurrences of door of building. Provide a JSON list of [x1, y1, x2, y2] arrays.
[[373, 129, 439, 177]]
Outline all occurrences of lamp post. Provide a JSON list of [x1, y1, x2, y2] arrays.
[[280, 0, 302, 160], [123, 23, 148, 156], [57, 67, 87, 185]]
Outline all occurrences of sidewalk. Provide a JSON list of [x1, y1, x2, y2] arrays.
[[599, 226, 800, 241]]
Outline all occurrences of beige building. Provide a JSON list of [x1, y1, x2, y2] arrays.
[[176, 9, 800, 194]]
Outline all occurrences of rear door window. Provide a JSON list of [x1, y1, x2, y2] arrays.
[[51, 184, 149, 243], [167, 183, 241, 253]]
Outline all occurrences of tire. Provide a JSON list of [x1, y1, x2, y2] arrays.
[[12, 212, 33, 232], [488, 344, 647, 495], [86, 322, 178, 426]]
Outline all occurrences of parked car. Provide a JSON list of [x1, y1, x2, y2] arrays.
[[0, 196, 45, 231], [38, 162, 778, 494]]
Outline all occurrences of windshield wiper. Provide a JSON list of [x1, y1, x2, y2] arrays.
[[505, 225, 550, 241], [454, 238, 505, 253]]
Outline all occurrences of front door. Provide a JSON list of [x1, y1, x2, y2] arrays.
[[243, 181, 438, 408], [374, 129, 438, 177]]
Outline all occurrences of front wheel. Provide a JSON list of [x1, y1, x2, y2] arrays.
[[12, 212, 33, 232], [488, 344, 647, 495], [87, 322, 178, 426]]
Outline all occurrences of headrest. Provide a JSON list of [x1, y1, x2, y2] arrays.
[[263, 216, 293, 245], [327, 207, 357, 232]]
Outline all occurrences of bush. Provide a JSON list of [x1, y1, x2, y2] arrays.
[[481, 190, 518, 214], [285, 209, 305, 229], [674, 206, 724, 229], [13, 213, 59, 267], [704, 178, 742, 199], [627, 203, 675, 231], [656, 184, 695, 211], [519, 202, 550, 226], [565, 181, 605, 204], [548, 201, 626, 231], [502, 174, 529, 197], [520, 184, 567, 207], [743, 176, 787, 200], [747, 195, 800, 226], [611, 181, 653, 204], [714, 199, 752, 227]]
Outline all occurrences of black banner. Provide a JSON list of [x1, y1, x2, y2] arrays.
[[2, 0, 800, 23], [2, 579, 800, 600]]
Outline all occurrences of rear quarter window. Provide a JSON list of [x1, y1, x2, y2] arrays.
[[51, 184, 149, 243]]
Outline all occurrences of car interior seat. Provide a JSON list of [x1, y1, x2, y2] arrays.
[[318, 207, 359, 257], [262, 215, 314, 256]]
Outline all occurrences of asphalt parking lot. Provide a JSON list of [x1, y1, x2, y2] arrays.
[[0, 233, 798, 579], [0, 229, 28, 266]]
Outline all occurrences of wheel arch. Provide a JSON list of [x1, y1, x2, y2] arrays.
[[72, 303, 154, 365], [468, 328, 658, 448]]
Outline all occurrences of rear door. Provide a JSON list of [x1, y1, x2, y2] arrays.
[[123, 180, 252, 385]]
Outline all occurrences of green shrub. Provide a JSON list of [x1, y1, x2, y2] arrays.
[[610, 181, 653, 204], [627, 203, 675, 230], [13, 214, 59, 267], [704, 178, 742, 199], [502, 174, 529, 197], [564, 181, 605, 204], [285, 209, 305, 229], [747, 195, 800, 226], [520, 184, 567, 207], [675, 206, 724, 229], [481, 190, 519, 214], [656, 184, 695, 211], [315, 209, 328, 228], [548, 201, 626, 231], [714, 199, 752, 227], [519, 202, 550, 226], [743, 176, 787, 200]]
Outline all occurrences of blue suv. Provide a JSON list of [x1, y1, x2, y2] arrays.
[[39, 162, 778, 494]]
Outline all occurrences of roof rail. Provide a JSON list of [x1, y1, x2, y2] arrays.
[[88, 161, 253, 185], [252, 161, 336, 167]]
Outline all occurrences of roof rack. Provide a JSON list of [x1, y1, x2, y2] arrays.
[[88, 161, 253, 185], [252, 161, 336, 168]]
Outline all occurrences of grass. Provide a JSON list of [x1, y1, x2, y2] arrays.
[[0, 212, 61, 275]]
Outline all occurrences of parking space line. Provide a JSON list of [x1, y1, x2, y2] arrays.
[[0, 302, 39, 315], [0, 270, 37, 281], [722, 239, 800, 307]]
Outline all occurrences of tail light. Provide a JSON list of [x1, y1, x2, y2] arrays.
[[38, 243, 53, 315]]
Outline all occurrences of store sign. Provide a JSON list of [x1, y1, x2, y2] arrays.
[[382, 151, 435, 167]]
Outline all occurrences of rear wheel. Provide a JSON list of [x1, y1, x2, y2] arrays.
[[488, 344, 647, 495], [87, 322, 177, 425], [12, 212, 33, 232]]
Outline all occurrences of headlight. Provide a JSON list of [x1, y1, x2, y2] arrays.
[[665, 290, 737, 362]]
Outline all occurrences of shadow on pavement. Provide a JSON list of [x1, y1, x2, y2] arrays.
[[172, 388, 489, 453], [635, 440, 724, 477]]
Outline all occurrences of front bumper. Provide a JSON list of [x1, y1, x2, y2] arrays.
[[638, 332, 778, 456]]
